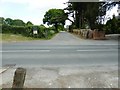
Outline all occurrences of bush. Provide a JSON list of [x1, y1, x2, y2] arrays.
[[1, 24, 56, 39], [2, 25, 26, 34], [0, 24, 2, 33], [104, 16, 120, 34]]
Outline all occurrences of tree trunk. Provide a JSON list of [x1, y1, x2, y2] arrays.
[[54, 23, 58, 33]]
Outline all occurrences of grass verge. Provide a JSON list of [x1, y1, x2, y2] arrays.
[[0, 33, 57, 43]]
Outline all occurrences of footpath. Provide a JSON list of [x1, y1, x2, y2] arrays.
[[0, 65, 118, 88]]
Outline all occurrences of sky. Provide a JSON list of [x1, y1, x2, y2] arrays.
[[0, 0, 118, 26], [0, 0, 69, 25]]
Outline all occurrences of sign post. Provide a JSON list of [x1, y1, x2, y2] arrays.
[[33, 26, 38, 38]]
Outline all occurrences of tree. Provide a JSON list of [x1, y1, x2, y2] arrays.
[[12, 19, 25, 26], [43, 9, 68, 32], [65, 2, 107, 30], [64, 2, 85, 28], [105, 15, 119, 34], [84, 2, 103, 30], [26, 21, 33, 26], [5, 18, 13, 25], [64, 1, 119, 30], [0, 17, 5, 25]]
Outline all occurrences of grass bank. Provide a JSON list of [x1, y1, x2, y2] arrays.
[[0, 33, 57, 43]]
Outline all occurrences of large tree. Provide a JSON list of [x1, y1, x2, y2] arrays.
[[65, 2, 107, 29], [65, 1, 119, 30], [43, 9, 68, 32]]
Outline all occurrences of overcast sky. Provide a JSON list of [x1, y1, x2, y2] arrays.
[[0, 0, 118, 25], [0, 0, 69, 25]]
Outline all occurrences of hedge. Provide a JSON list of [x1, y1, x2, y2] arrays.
[[1, 24, 56, 38], [2, 25, 27, 34]]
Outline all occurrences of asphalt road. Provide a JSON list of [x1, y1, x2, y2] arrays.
[[1, 32, 119, 88], [2, 32, 119, 66]]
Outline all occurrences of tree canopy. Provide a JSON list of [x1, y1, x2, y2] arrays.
[[12, 19, 25, 26], [1, 17, 35, 27], [65, 2, 107, 29], [26, 21, 33, 26], [5, 18, 13, 25], [105, 15, 120, 34], [64, 1, 120, 30], [43, 9, 68, 32]]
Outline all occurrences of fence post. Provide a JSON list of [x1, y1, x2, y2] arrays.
[[12, 67, 26, 90]]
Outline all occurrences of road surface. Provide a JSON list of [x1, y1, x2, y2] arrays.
[[2, 32, 118, 66], [1, 32, 119, 88]]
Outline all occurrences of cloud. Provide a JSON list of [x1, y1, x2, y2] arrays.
[[0, 0, 69, 25], [1, 0, 118, 26], [106, 5, 118, 18], [1, 0, 68, 10], [0, 11, 4, 17], [1, 0, 28, 4], [0, 5, 4, 17], [26, 0, 68, 11]]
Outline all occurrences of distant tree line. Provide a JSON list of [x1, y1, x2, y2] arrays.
[[0, 17, 33, 26], [0, 17, 56, 38]]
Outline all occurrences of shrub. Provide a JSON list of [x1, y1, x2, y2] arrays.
[[2, 25, 25, 34], [104, 16, 120, 34], [2, 24, 57, 39]]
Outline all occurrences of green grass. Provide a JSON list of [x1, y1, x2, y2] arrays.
[[0, 32, 57, 43], [0, 34, 44, 42]]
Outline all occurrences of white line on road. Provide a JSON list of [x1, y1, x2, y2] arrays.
[[0, 49, 118, 53], [76, 49, 118, 52], [1, 50, 50, 53]]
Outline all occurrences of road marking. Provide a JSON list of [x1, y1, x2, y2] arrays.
[[1, 50, 50, 53], [76, 49, 118, 52], [1, 49, 118, 53]]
